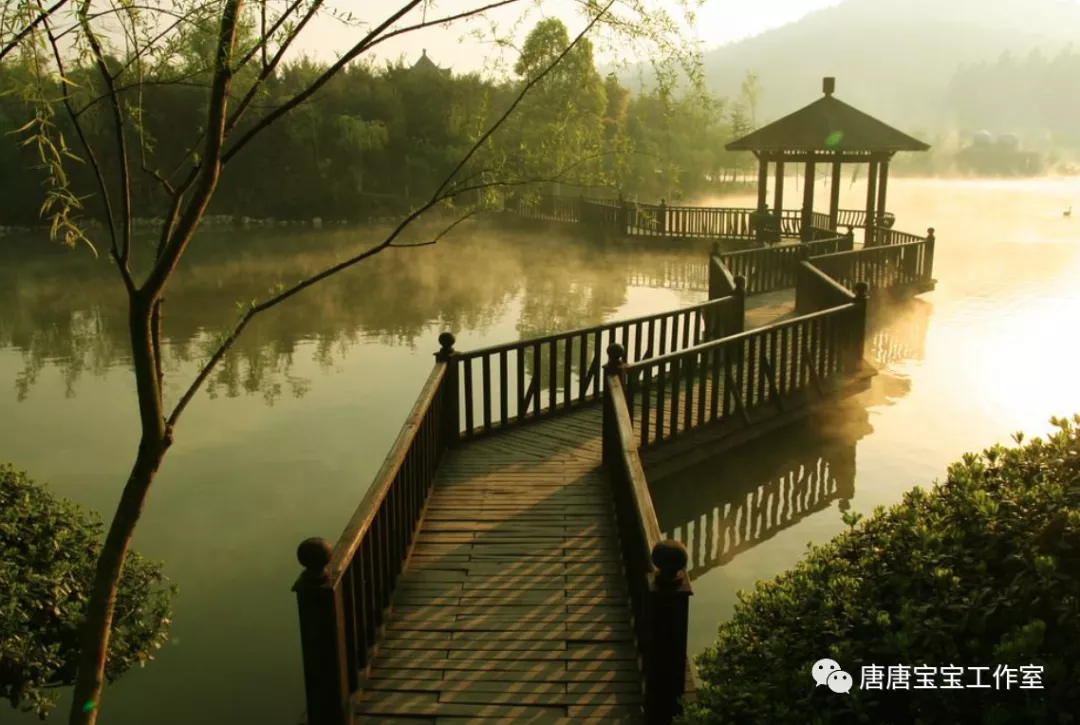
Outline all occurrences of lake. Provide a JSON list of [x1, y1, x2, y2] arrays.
[[3, 177, 1079, 724]]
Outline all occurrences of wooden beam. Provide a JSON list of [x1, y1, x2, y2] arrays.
[[864, 158, 879, 247], [829, 161, 842, 231], [876, 159, 890, 228], [773, 161, 785, 215], [756, 156, 768, 212], [801, 158, 816, 241]]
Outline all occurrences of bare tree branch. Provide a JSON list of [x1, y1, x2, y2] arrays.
[[166, 0, 616, 427]]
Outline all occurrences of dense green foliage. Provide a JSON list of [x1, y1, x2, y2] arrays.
[[0, 464, 175, 718], [0, 17, 756, 228], [681, 415, 1080, 724]]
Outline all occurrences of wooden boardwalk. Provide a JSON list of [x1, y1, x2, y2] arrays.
[[355, 411, 644, 723]]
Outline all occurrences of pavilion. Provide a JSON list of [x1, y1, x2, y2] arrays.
[[726, 77, 929, 244]]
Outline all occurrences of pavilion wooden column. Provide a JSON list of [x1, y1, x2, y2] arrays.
[[876, 158, 890, 228], [801, 158, 816, 241], [829, 161, 842, 231], [864, 158, 879, 246], [774, 160, 785, 214], [756, 154, 769, 242]]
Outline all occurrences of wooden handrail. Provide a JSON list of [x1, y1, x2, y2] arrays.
[[451, 291, 745, 437], [795, 259, 856, 315], [325, 362, 447, 579], [457, 296, 735, 361], [602, 344, 691, 724], [623, 298, 867, 450], [293, 341, 454, 725]]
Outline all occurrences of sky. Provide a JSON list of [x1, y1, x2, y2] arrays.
[[290, 0, 844, 74]]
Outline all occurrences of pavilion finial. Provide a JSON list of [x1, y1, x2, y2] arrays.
[[823, 77, 835, 96]]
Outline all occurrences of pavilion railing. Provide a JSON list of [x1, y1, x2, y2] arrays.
[[836, 208, 896, 230], [508, 192, 898, 242], [622, 297, 868, 450], [714, 234, 854, 296], [602, 344, 694, 724], [809, 231, 935, 293]]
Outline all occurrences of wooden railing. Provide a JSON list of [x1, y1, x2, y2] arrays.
[[809, 232, 935, 294], [602, 345, 692, 723], [810, 211, 832, 230], [450, 294, 745, 438], [622, 300, 868, 450], [874, 226, 931, 247], [795, 261, 858, 315], [714, 235, 852, 296], [292, 335, 457, 725], [835, 208, 896, 229], [507, 192, 909, 244]]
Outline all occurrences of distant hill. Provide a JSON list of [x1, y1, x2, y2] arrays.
[[631, 0, 1080, 134]]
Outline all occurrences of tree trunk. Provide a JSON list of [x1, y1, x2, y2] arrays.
[[69, 294, 167, 725]]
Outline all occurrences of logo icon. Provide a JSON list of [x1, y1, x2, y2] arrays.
[[812, 659, 853, 694]]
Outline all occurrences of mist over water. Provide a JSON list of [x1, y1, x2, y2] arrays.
[[2, 177, 1079, 723], [658, 176, 1080, 655]]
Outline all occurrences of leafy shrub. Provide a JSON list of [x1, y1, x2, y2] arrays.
[[1, 464, 175, 719], [681, 415, 1080, 725]]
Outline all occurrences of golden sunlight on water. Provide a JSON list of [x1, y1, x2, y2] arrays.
[[663, 177, 1080, 655]]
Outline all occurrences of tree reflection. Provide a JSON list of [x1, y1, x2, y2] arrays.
[[2, 223, 714, 404]]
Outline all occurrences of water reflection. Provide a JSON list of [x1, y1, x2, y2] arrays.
[[0, 223, 713, 404], [653, 297, 932, 580]]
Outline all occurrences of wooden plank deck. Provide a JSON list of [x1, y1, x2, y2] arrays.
[[355, 414, 644, 723], [349, 293, 842, 722]]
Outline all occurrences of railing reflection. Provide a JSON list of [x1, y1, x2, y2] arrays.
[[651, 296, 931, 577]]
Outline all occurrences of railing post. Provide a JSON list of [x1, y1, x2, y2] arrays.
[[843, 226, 855, 252], [731, 275, 746, 334], [645, 540, 692, 724], [924, 227, 936, 282], [435, 332, 459, 444], [294, 538, 350, 725], [707, 242, 722, 301], [658, 199, 667, 236], [849, 282, 869, 372]]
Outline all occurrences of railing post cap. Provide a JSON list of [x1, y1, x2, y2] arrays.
[[734, 275, 747, 291], [854, 281, 869, 299], [651, 539, 689, 580], [436, 331, 456, 360], [605, 342, 625, 372], [711, 241, 721, 255], [927, 227, 935, 238], [297, 537, 333, 577]]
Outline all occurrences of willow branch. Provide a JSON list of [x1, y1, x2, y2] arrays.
[[0, 0, 70, 63], [78, 0, 134, 267], [166, 2, 613, 426], [42, 16, 136, 293]]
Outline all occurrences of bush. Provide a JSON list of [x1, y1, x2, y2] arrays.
[[681, 415, 1080, 725], [0, 464, 175, 719]]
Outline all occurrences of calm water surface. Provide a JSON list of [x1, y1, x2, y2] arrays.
[[2, 178, 1079, 724]]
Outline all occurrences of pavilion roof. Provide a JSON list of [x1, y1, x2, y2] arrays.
[[726, 78, 930, 154]]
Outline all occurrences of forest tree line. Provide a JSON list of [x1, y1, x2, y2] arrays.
[[0, 17, 760, 228]]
